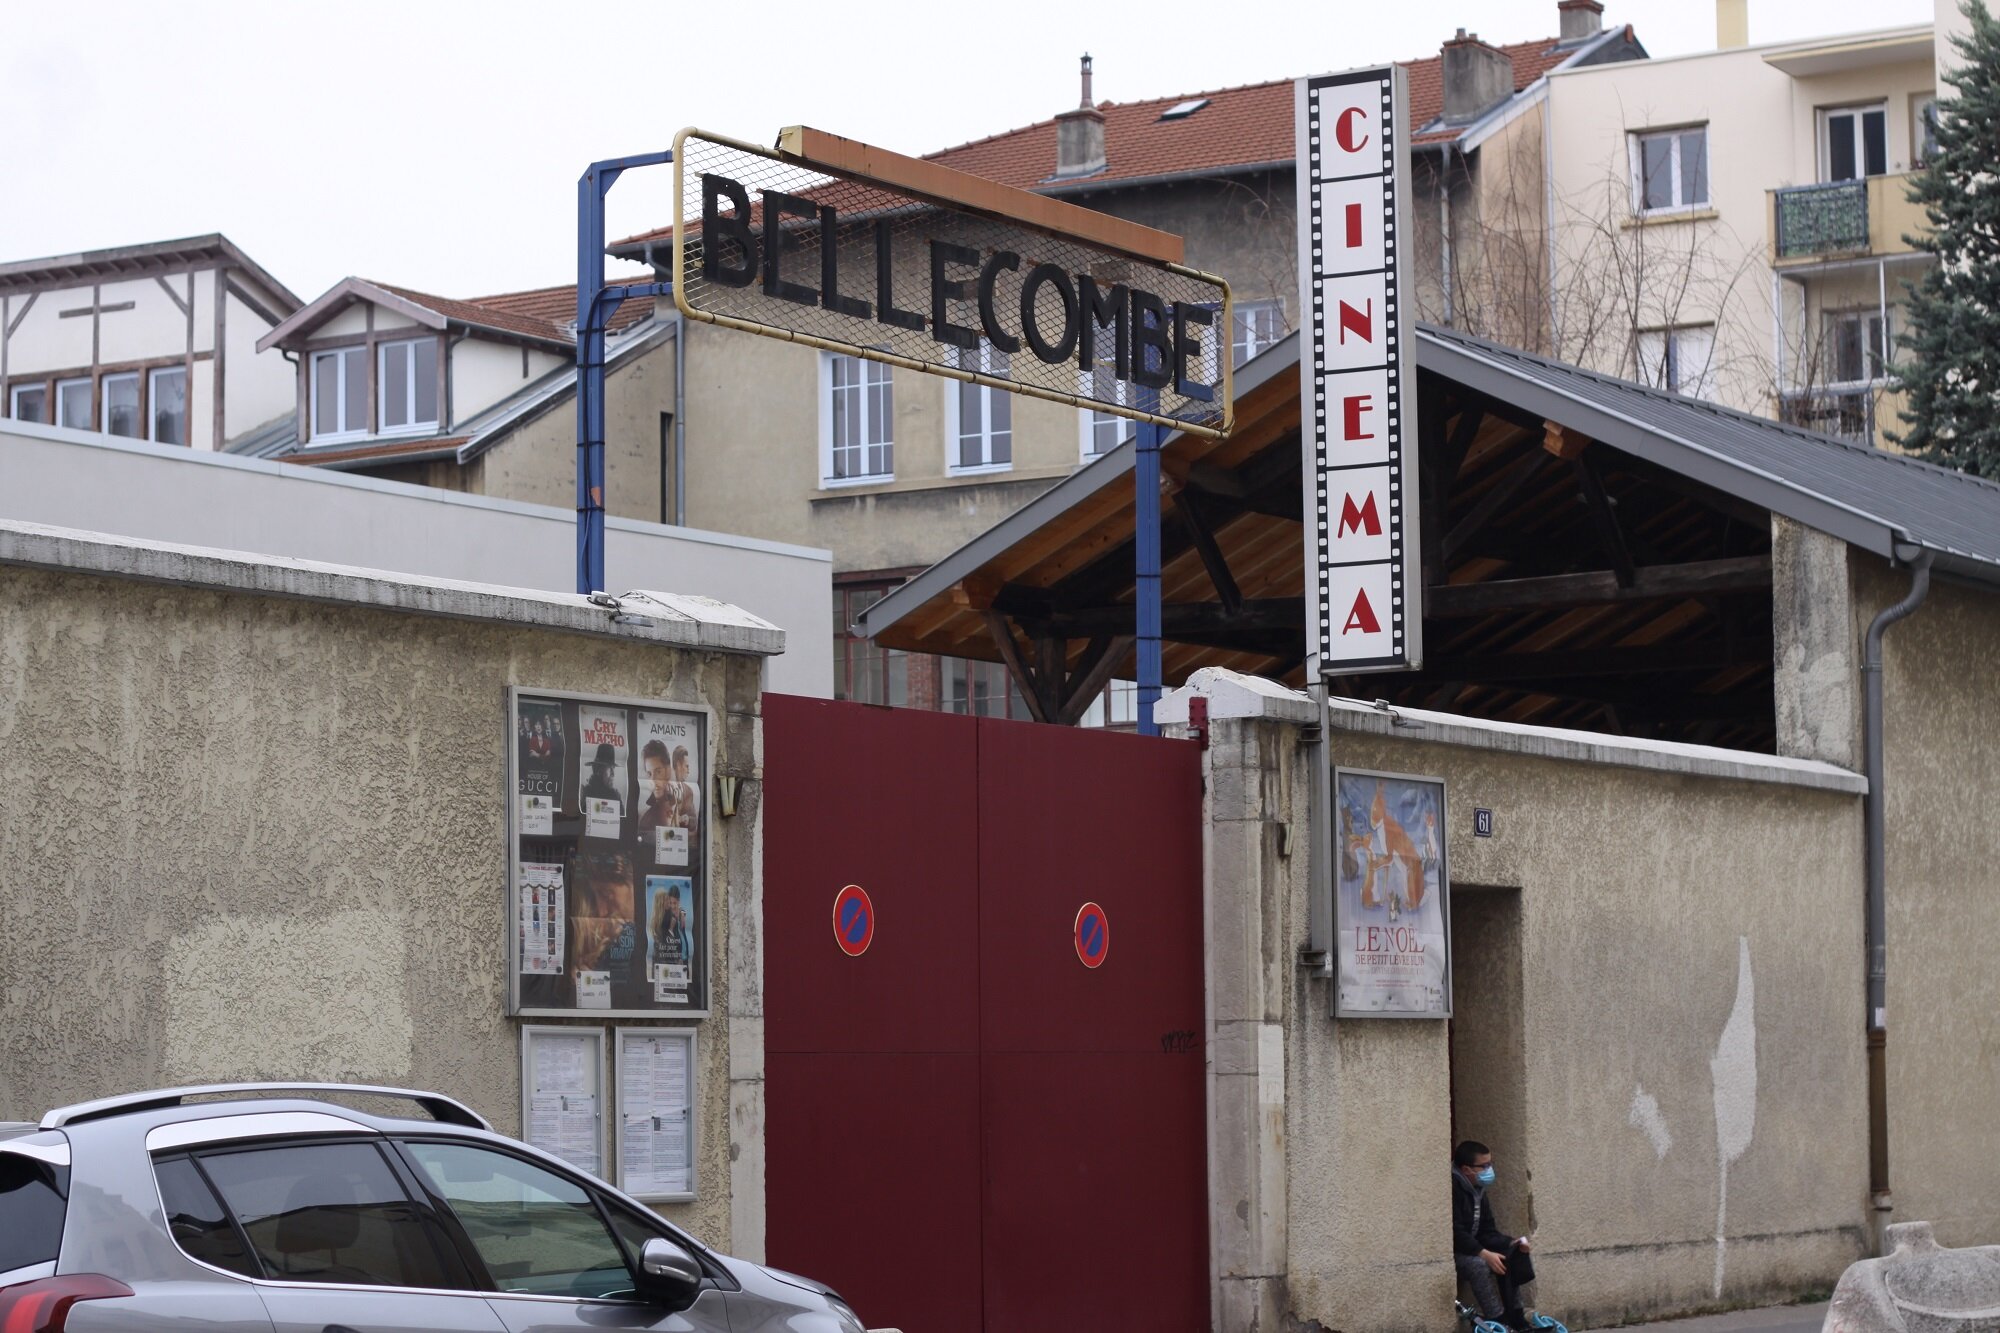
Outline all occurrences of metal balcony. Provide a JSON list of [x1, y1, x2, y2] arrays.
[[1774, 181, 1871, 259]]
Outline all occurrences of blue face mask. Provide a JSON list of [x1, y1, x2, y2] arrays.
[[1475, 1166, 1496, 1186]]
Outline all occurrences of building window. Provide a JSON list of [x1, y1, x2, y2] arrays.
[[948, 344, 1012, 473], [10, 384, 47, 423], [1912, 94, 1939, 165], [1079, 359, 1133, 461], [945, 658, 1032, 720], [1632, 127, 1709, 214], [1636, 325, 1717, 400], [823, 353, 893, 483], [378, 338, 439, 432], [1826, 310, 1887, 386], [311, 346, 368, 440], [1822, 104, 1887, 182], [834, 584, 909, 706], [149, 367, 188, 445], [1077, 679, 1139, 728], [100, 372, 141, 438], [55, 377, 92, 430], [1231, 300, 1285, 368]]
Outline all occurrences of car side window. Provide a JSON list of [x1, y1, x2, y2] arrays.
[[153, 1155, 259, 1278], [401, 1140, 634, 1301], [195, 1141, 467, 1290], [0, 1153, 66, 1274]]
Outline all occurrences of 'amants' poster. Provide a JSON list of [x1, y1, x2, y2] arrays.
[[635, 711, 700, 868], [1333, 768, 1451, 1017]]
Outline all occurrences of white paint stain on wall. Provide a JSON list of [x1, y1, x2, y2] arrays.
[[163, 909, 415, 1084], [1710, 936, 1758, 1299], [1628, 1084, 1673, 1159]]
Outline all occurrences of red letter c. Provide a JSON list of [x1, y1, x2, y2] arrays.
[[1335, 106, 1370, 154]]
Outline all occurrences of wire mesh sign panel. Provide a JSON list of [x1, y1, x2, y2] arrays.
[[671, 127, 1232, 437], [1294, 67, 1424, 675]]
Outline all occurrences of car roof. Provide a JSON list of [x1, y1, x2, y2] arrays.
[[41, 1082, 489, 1134]]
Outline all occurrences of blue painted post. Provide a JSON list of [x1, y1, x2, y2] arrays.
[[1135, 401, 1164, 737], [575, 150, 673, 596]]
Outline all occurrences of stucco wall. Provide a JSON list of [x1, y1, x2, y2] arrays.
[[0, 559, 766, 1250], [450, 338, 566, 428], [1863, 563, 2000, 1246]]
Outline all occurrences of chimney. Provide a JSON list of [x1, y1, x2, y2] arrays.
[[1441, 30, 1514, 123], [1055, 53, 1107, 178], [1558, 0, 1604, 43], [1716, 0, 1748, 48]]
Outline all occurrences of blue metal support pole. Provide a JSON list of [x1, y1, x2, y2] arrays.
[[1134, 401, 1164, 737], [576, 151, 672, 595]]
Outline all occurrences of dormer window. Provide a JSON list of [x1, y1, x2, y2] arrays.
[[379, 338, 439, 432], [311, 347, 367, 441]]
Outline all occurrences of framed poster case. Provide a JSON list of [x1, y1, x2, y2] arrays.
[[506, 687, 713, 1018], [614, 1027, 698, 1203], [1330, 766, 1453, 1019], [519, 1025, 607, 1178]]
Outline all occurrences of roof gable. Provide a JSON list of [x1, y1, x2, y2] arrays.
[[257, 277, 579, 353]]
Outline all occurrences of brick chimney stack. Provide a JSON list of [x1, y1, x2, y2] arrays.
[[1055, 54, 1107, 178], [1441, 30, 1514, 123], [1558, 0, 1605, 43]]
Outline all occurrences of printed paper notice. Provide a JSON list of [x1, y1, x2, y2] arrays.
[[577, 970, 612, 1009], [655, 824, 690, 867], [585, 797, 622, 841], [619, 1032, 692, 1196], [530, 1092, 599, 1177], [520, 792, 554, 837], [519, 862, 565, 976]]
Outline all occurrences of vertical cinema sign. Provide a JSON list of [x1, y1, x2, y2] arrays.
[[1295, 66, 1423, 675]]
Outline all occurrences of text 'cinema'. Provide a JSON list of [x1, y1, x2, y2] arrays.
[[699, 172, 1219, 401]]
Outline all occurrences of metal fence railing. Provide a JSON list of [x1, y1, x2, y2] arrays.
[[1774, 181, 1871, 259]]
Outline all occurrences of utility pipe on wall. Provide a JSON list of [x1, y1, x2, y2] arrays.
[[1860, 545, 1932, 1237]]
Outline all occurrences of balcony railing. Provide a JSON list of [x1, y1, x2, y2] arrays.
[[1780, 386, 1876, 444], [1774, 181, 1870, 259]]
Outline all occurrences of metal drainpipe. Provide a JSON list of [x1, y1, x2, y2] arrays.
[[1440, 144, 1455, 325], [1861, 544, 1933, 1244]]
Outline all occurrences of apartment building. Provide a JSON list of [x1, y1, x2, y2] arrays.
[[0, 234, 300, 450], [607, 3, 1643, 713], [1543, 8, 1939, 447]]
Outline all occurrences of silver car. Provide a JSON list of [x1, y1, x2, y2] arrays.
[[0, 1082, 887, 1332]]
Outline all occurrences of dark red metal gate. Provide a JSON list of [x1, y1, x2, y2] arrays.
[[763, 695, 1209, 1333]]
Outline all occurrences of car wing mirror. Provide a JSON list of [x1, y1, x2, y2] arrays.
[[639, 1236, 703, 1311]]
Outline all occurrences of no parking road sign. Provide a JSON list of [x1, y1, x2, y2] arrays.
[[1074, 901, 1110, 969], [832, 884, 875, 957]]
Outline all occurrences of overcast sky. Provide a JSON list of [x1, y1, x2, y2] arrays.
[[0, 0, 1937, 301]]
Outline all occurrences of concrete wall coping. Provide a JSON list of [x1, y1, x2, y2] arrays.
[[0, 419, 834, 564], [0, 519, 787, 658], [1159, 667, 1868, 796]]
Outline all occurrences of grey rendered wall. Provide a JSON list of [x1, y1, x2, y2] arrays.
[[1864, 565, 2000, 1247], [0, 421, 833, 698], [1197, 707, 1869, 1332], [0, 562, 765, 1251]]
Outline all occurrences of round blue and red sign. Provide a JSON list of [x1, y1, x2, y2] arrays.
[[1074, 901, 1110, 969], [832, 884, 875, 957]]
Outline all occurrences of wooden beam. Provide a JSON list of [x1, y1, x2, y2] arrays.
[[1044, 598, 1298, 639], [1543, 421, 1590, 459], [1034, 635, 1065, 725], [983, 611, 1051, 724], [1426, 555, 1773, 619], [1171, 488, 1244, 615], [1056, 634, 1133, 726], [953, 573, 1004, 611], [1571, 452, 1636, 588]]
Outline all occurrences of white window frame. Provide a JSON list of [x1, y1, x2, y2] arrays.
[[819, 352, 894, 486], [1820, 103, 1888, 182], [147, 366, 188, 445], [944, 344, 1013, 476], [1636, 324, 1718, 401], [10, 383, 48, 423], [99, 371, 140, 439], [1630, 127, 1709, 216], [1911, 92, 1939, 166], [310, 346, 368, 443], [1824, 309, 1889, 388], [1077, 364, 1134, 462], [54, 376, 92, 430], [1231, 300, 1285, 368], [376, 337, 439, 435]]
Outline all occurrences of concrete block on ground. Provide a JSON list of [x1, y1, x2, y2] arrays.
[[1826, 1222, 2000, 1333]]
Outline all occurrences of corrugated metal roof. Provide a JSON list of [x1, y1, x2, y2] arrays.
[[1417, 324, 2000, 582]]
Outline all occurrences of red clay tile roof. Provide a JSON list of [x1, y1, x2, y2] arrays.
[[467, 281, 653, 335], [613, 33, 1607, 252], [372, 282, 576, 347]]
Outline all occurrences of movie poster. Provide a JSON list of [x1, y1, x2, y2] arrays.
[[517, 700, 565, 834], [634, 711, 700, 868], [567, 845, 640, 989], [644, 875, 698, 1006], [519, 862, 564, 976], [577, 706, 631, 839], [1333, 768, 1452, 1017]]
